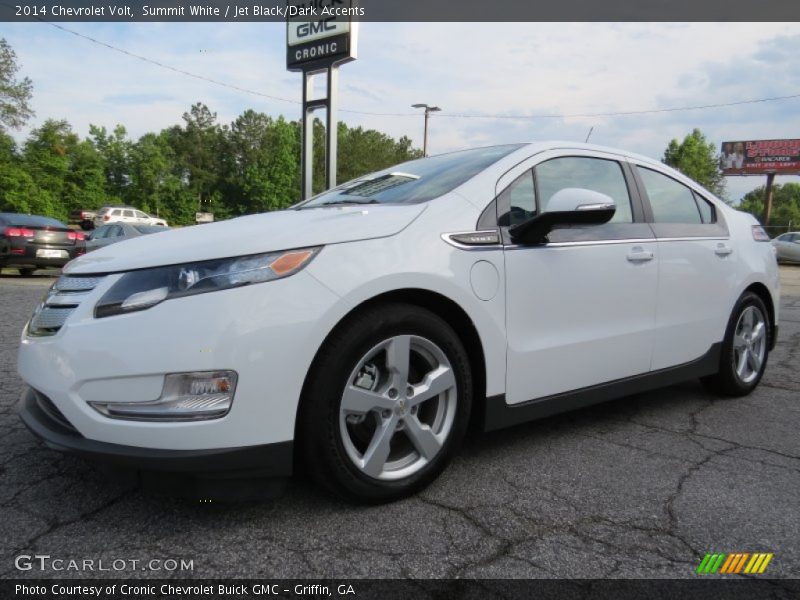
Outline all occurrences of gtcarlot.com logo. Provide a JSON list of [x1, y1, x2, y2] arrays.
[[696, 552, 774, 575], [15, 554, 194, 573]]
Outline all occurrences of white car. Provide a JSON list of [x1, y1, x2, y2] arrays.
[[93, 206, 168, 228], [18, 143, 779, 502], [772, 231, 800, 264]]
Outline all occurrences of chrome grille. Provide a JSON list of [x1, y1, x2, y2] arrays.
[[28, 274, 106, 336]]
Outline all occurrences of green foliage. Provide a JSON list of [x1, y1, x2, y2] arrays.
[[0, 38, 34, 132], [663, 128, 726, 199], [1, 103, 423, 225], [738, 183, 800, 228]]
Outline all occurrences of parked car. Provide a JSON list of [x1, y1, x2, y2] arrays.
[[93, 206, 168, 228], [86, 223, 170, 252], [68, 209, 97, 231], [17, 143, 779, 502], [772, 231, 800, 264], [1, 213, 85, 276]]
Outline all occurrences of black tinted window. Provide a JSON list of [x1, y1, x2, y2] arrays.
[[693, 193, 716, 224], [299, 144, 524, 208], [535, 157, 632, 223], [637, 167, 702, 224], [133, 225, 168, 234], [498, 171, 535, 226]]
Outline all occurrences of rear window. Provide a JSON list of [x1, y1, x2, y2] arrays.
[[133, 225, 168, 234], [298, 144, 524, 208], [0, 214, 66, 228]]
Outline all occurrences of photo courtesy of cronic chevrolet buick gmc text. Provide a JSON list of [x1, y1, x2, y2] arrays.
[[17, 143, 780, 502]]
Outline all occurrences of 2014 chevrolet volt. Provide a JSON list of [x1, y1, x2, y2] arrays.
[[18, 143, 779, 502]]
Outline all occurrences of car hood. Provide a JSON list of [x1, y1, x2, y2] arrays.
[[65, 204, 426, 274]]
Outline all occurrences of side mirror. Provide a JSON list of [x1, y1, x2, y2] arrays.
[[509, 188, 616, 245]]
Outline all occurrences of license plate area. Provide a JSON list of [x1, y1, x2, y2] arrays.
[[36, 249, 68, 258]]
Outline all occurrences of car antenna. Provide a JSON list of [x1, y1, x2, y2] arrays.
[[585, 127, 595, 143]]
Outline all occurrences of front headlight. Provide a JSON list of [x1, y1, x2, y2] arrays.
[[95, 247, 321, 318]]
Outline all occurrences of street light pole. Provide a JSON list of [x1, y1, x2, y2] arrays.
[[412, 103, 441, 157]]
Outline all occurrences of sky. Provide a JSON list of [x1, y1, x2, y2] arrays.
[[2, 21, 799, 201]]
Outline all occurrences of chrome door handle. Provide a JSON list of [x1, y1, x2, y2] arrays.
[[715, 243, 733, 257], [627, 248, 654, 263]]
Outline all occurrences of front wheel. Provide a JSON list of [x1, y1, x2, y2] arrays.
[[299, 304, 473, 503], [702, 291, 770, 396]]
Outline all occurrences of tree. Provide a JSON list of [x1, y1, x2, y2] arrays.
[[90, 124, 131, 202], [0, 38, 34, 132], [0, 131, 39, 214], [663, 129, 726, 199], [738, 183, 800, 228]]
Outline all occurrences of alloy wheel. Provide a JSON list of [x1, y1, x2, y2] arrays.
[[732, 305, 767, 384], [338, 335, 457, 481]]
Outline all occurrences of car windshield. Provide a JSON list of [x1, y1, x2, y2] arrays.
[[0, 214, 66, 228], [133, 225, 169, 234], [297, 144, 524, 208]]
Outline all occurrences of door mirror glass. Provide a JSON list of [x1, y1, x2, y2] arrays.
[[509, 188, 616, 245]]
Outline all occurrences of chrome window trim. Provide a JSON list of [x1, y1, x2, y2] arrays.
[[503, 235, 730, 250]]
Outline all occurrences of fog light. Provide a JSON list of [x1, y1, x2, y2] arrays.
[[90, 371, 237, 421]]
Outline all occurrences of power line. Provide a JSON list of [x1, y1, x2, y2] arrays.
[[44, 21, 800, 121], [439, 93, 800, 119]]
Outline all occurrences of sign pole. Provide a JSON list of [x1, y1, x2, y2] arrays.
[[301, 70, 315, 200], [287, 2, 358, 200], [762, 172, 775, 226], [326, 66, 339, 191]]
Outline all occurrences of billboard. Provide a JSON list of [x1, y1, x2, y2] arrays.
[[720, 139, 800, 175], [286, 1, 359, 72]]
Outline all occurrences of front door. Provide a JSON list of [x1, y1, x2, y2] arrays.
[[502, 153, 659, 404]]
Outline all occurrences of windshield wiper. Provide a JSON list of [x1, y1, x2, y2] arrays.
[[316, 199, 381, 207]]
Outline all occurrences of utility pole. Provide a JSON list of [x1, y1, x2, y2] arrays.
[[762, 172, 775, 226], [411, 104, 441, 157]]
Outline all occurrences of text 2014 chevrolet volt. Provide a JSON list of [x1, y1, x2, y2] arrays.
[[17, 143, 779, 502]]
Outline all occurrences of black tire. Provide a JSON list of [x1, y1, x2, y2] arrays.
[[702, 291, 770, 397], [18, 268, 35, 277], [80, 220, 94, 231], [298, 303, 473, 503]]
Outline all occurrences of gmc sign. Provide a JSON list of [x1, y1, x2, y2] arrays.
[[286, 0, 358, 71]]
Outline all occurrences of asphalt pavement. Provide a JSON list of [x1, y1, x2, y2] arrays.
[[1, 266, 798, 579]]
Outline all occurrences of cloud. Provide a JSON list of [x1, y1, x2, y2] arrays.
[[3, 21, 799, 200]]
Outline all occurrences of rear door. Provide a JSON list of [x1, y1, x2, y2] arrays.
[[631, 164, 736, 369], [501, 151, 659, 403]]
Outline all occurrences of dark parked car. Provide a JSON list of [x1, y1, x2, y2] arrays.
[[86, 223, 169, 252], [68, 209, 97, 231], [0, 213, 86, 276]]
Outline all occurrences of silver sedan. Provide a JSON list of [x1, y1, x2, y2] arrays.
[[86, 223, 169, 252], [772, 232, 800, 264]]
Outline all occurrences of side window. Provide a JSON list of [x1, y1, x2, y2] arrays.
[[535, 157, 633, 223], [112, 209, 122, 216], [497, 171, 535, 226], [637, 167, 702, 224], [123, 210, 135, 218], [135, 210, 148, 219], [93, 227, 108, 239], [693, 193, 716, 224]]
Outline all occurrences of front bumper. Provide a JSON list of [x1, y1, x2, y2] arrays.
[[20, 386, 293, 499], [17, 270, 338, 451]]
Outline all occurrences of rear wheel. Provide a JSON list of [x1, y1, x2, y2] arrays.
[[299, 304, 472, 503], [702, 291, 770, 396], [18, 268, 35, 277]]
